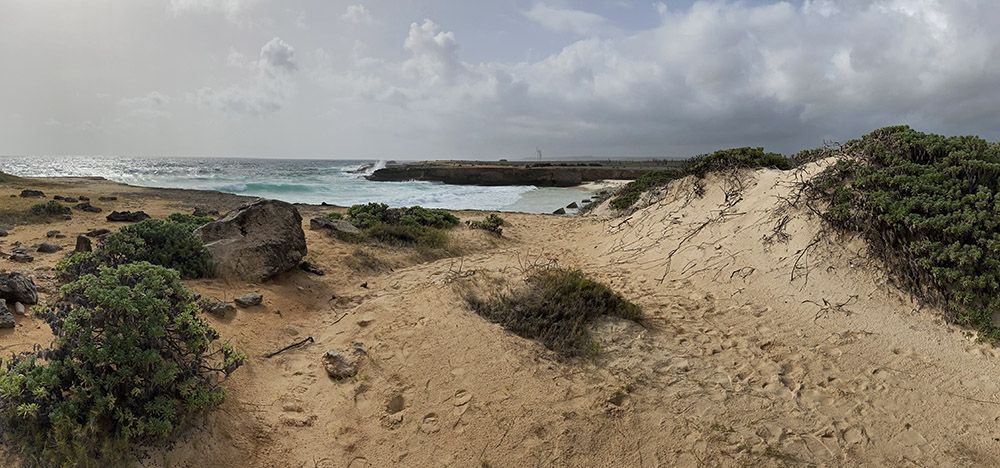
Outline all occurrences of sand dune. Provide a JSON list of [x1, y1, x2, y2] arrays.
[[1, 167, 998, 466]]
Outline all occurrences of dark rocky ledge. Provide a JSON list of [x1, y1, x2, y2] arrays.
[[367, 160, 687, 187]]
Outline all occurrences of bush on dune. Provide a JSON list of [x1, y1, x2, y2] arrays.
[[166, 212, 215, 231], [344, 202, 459, 247], [464, 268, 642, 357], [29, 200, 71, 217], [610, 147, 794, 210], [58, 218, 212, 281], [467, 214, 506, 236], [811, 125, 1000, 340], [0, 262, 244, 466]]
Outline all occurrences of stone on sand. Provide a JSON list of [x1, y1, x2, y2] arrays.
[[235, 293, 264, 308], [195, 199, 307, 282], [0, 301, 14, 329], [0, 272, 37, 305]]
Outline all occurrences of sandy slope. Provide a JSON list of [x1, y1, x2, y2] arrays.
[[1, 169, 999, 466]]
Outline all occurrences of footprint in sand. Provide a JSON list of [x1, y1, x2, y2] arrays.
[[453, 389, 472, 406], [420, 413, 440, 433]]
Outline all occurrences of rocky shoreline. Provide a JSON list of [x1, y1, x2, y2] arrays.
[[366, 160, 686, 187]]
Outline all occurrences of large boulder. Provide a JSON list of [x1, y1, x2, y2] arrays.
[[194, 199, 307, 282], [0, 272, 38, 305]]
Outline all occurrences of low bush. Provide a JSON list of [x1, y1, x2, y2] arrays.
[[344, 203, 459, 248], [345, 248, 392, 273], [467, 214, 505, 236], [609, 170, 682, 210], [58, 218, 212, 280], [347, 203, 459, 230], [464, 268, 642, 356], [166, 212, 215, 231], [687, 147, 793, 177], [0, 262, 244, 466], [29, 200, 70, 217], [810, 125, 1000, 340], [322, 211, 344, 221]]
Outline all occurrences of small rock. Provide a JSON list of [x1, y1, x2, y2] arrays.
[[309, 217, 361, 236], [360, 282, 368, 289], [324, 350, 359, 380], [46, 230, 61, 238], [566, 202, 579, 209], [13, 302, 25, 316], [234, 293, 263, 308], [552, 208, 566, 215], [0, 301, 14, 329], [98, 196, 118, 201], [53, 195, 65, 201], [63, 197, 78, 203], [0, 274, 34, 302], [76, 202, 103, 213], [582, 198, 592, 203], [78, 195, 90, 202], [37, 242, 62, 253], [0, 229, 8, 237], [193, 207, 220, 217], [299, 261, 325, 276], [19, 189, 44, 198], [75, 235, 93, 253], [203, 300, 236, 317], [9, 249, 33, 263], [107, 211, 150, 222], [86, 228, 110, 237]]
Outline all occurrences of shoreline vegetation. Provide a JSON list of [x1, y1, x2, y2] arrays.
[[2, 126, 1000, 465]]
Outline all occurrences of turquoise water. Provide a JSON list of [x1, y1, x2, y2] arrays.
[[0, 156, 597, 213]]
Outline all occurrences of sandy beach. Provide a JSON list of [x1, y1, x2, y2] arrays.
[[2, 165, 999, 467]]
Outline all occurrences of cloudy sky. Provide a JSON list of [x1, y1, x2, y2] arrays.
[[1, 0, 998, 159]]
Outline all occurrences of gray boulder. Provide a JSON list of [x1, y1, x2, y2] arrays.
[[310, 217, 361, 236], [235, 293, 263, 308], [37, 242, 62, 253], [0, 272, 37, 305], [107, 211, 149, 222], [0, 301, 14, 329], [19, 189, 44, 198], [195, 199, 307, 282]]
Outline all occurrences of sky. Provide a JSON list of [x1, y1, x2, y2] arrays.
[[1, 0, 999, 159]]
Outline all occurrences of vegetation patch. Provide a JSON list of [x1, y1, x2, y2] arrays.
[[0, 262, 244, 466], [343, 203, 460, 248], [809, 126, 1000, 340], [29, 200, 71, 217], [166, 212, 215, 231], [609, 147, 796, 210], [58, 218, 212, 280], [345, 248, 393, 273], [609, 170, 683, 210], [464, 268, 642, 357], [467, 214, 506, 236]]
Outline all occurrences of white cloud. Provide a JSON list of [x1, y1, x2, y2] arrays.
[[341, 4, 374, 24], [119, 91, 173, 119], [198, 37, 298, 116], [523, 3, 610, 35]]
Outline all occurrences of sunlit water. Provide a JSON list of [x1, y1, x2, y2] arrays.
[[0, 157, 599, 213]]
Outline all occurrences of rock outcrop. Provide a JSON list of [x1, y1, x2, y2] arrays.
[[19, 189, 44, 198], [195, 199, 307, 282], [107, 211, 150, 222]]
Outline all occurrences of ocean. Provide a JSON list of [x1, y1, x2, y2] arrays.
[[0, 156, 599, 213]]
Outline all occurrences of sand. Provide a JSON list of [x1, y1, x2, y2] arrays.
[[1, 167, 999, 467]]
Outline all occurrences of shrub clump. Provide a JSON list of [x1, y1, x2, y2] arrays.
[[29, 200, 71, 217], [464, 268, 642, 356], [811, 125, 1000, 340], [610, 147, 794, 210], [166, 212, 215, 231], [687, 147, 793, 177], [58, 218, 212, 280], [0, 262, 244, 466], [345, 203, 459, 247], [609, 170, 683, 210], [467, 214, 506, 236]]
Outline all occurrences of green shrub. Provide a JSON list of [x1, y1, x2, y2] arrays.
[[343, 203, 459, 248], [687, 147, 793, 177], [322, 211, 344, 221], [464, 268, 642, 356], [811, 125, 1000, 340], [364, 223, 447, 248], [0, 262, 244, 466], [166, 213, 215, 231], [467, 214, 506, 236], [347, 203, 459, 230], [609, 170, 682, 210], [58, 219, 212, 280], [29, 200, 70, 217]]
